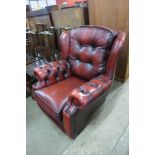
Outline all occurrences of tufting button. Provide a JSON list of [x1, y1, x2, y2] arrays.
[[89, 83, 97, 87], [47, 69, 51, 74], [79, 87, 88, 94]]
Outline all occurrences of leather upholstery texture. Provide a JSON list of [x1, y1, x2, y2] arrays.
[[68, 75, 112, 109], [32, 60, 71, 91], [60, 26, 117, 80], [33, 25, 126, 138], [69, 27, 116, 80], [34, 77, 86, 120]]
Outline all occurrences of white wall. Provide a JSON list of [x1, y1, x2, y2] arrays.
[[26, 0, 29, 5], [38, 0, 47, 9], [26, 0, 56, 11], [47, 0, 56, 6]]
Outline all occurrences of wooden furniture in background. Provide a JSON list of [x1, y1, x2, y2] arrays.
[[88, 0, 129, 81], [37, 31, 56, 61], [36, 23, 46, 32], [27, 9, 51, 32], [27, 6, 58, 32], [26, 5, 31, 12], [26, 31, 38, 65], [26, 6, 89, 56], [51, 7, 89, 28]]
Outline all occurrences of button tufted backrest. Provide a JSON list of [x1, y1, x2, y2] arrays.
[[60, 26, 117, 80]]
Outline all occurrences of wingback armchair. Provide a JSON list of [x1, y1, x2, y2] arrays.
[[32, 26, 126, 138]]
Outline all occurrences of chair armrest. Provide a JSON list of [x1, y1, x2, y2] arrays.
[[32, 60, 71, 90], [68, 74, 112, 109], [63, 74, 112, 138]]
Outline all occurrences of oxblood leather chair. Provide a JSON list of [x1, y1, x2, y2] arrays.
[[32, 26, 126, 138]]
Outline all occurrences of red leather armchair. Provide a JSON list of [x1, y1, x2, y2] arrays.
[[32, 26, 126, 138]]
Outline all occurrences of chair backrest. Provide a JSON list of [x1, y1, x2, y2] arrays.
[[60, 26, 118, 80]]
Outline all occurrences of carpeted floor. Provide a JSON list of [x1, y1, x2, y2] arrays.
[[26, 79, 129, 155], [26, 97, 73, 155]]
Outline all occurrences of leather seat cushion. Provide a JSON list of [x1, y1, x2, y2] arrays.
[[34, 76, 86, 119]]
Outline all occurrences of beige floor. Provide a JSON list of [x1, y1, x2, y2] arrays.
[[27, 79, 129, 155]]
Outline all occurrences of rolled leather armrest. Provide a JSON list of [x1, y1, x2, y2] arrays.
[[32, 60, 71, 91], [68, 74, 112, 109]]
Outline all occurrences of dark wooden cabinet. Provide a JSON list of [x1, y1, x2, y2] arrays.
[[51, 7, 89, 28], [26, 6, 58, 32], [26, 6, 88, 31]]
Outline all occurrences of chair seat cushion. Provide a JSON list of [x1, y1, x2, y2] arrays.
[[34, 76, 86, 120]]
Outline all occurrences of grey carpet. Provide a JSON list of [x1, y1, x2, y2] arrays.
[[26, 98, 73, 155]]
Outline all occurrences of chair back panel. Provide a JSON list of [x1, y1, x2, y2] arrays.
[[60, 26, 117, 80]]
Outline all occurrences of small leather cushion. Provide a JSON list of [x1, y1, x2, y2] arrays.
[[34, 76, 86, 119], [69, 27, 116, 80]]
